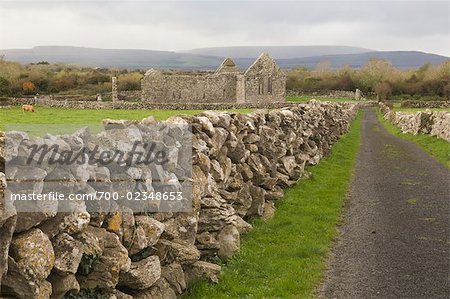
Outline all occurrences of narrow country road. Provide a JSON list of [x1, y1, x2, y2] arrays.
[[318, 109, 449, 299]]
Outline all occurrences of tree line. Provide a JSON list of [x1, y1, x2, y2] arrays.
[[0, 59, 143, 97], [286, 60, 449, 100], [0, 57, 449, 100]]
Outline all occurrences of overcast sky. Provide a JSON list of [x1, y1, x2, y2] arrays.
[[0, 1, 449, 56]]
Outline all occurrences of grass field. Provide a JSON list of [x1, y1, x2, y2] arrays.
[[377, 111, 450, 168], [184, 113, 363, 299], [286, 96, 357, 103], [0, 106, 253, 130]]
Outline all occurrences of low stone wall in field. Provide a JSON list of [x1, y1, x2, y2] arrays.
[[400, 100, 450, 109], [0, 91, 142, 106], [380, 103, 450, 142], [0, 101, 359, 298], [287, 90, 357, 99], [1, 97, 301, 110]]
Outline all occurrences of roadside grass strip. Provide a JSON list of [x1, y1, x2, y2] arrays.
[[184, 112, 363, 299]]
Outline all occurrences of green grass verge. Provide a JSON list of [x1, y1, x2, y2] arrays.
[[376, 110, 450, 168], [184, 113, 363, 299], [0, 106, 253, 130], [286, 96, 357, 103]]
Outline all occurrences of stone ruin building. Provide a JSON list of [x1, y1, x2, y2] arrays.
[[141, 53, 286, 104]]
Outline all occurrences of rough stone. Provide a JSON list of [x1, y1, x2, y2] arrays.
[[161, 262, 186, 294], [78, 230, 131, 290], [217, 225, 240, 260], [0, 184, 16, 286], [246, 185, 266, 216], [52, 233, 84, 274], [262, 201, 276, 221], [47, 272, 80, 299], [119, 255, 161, 290], [162, 214, 198, 245], [155, 239, 200, 265], [185, 261, 221, 286], [134, 215, 165, 247], [9, 228, 55, 283], [38, 202, 90, 239], [134, 278, 177, 299], [233, 216, 253, 233]]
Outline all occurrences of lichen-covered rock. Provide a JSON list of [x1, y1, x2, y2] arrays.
[[161, 262, 186, 294], [162, 214, 198, 245], [9, 228, 55, 283], [0, 174, 16, 286], [126, 225, 148, 256], [120, 206, 135, 245], [1, 257, 39, 298], [196, 231, 220, 250], [124, 215, 166, 255], [38, 280, 53, 299], [133, 278, 177, 299], [217, 225, 240, 260], [232, 216, 253, 233], [184, 261, 221, 286], [38, 201, 90, 239], [52, 233, 83, 274], [77, 229, 131, 290], [74, 226, 105, 275], [262, 201, 276, 221], [104, 210, 123, 238], [119, 255, 161, 290], [246, 185, 266, 216], [0, 214, 16, 284], [155, 239, 200, 265], [198, 203, 236, 233], [47, 272, 80, 299]]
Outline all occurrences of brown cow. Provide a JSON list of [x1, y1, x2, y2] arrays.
[[22, 104, 35, 113]]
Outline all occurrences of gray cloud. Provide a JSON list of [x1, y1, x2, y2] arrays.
[[0, 1, 448, 55]]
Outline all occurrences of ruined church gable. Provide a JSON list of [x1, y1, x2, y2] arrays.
[[215, 58, 240, 74], [244, 53, 284, 77], [141, 53, 286, 104]]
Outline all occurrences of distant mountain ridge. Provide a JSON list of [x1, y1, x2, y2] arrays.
[[234, 51, 449, 69], [0, 46, 448, 70], [185, 45, 373, 59]]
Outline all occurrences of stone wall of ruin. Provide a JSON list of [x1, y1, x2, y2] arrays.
[[0, 101, 359, 298], [141, 72, 238, 104], [380, 103, 450, 141], [242, 53, 286, 103]]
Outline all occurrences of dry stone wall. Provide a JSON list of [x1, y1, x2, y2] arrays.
[[0, 97, 301, 110], [0, 101, 359, 298], [400, 100, 450, 109], [287, 90, 357, 99], [380, 103, 450, 141]]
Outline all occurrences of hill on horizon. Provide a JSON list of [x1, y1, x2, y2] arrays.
[[0, 46, 448, 70], [185, 45, 373, 59]]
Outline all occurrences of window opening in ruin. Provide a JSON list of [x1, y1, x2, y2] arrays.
[[268, 77, 272, 94]]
